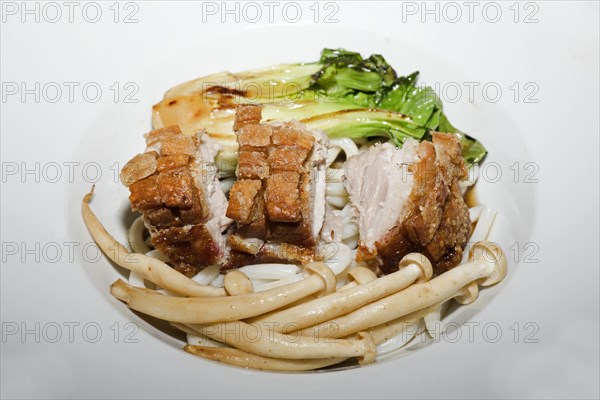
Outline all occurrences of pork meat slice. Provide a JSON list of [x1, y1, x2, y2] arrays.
[[121, 125, 231, 276], [224, 106, 327, 268], [344, 132, 471, 275]]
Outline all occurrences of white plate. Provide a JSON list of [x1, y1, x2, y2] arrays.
[[68, 22, 533, 360], [2, 3, 598, 399]]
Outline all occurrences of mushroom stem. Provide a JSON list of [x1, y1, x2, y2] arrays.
[[338, 266, 378, 291], [302, 242, 507, 339], [82, 188, 226, 297], [250, 253, 433, 333], [185, 321, 376, 362], [375, 282, 479, 349], [422, 305, 446, 342], [184, 305, 435, 371], [184, 345, 346, 371], [171, 322, 226, 348], [454, 281, 480, 305], [109, 262, 336, 324], [368, 303, 439, 346], [224, 270, 254, 295], [182, 283, 482, 371]]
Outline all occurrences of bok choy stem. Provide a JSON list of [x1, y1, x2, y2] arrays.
[[154, 49, 487, 168]]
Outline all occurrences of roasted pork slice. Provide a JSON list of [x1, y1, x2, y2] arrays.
[[121, 125, 232, 276], [344, 132, 471, 275], [224, 106, 327, 268]]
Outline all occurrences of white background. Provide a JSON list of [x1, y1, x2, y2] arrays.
[[1, 1, 599, 399]]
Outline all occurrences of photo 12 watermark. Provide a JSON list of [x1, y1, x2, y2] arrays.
[[1, 81, 140, 104], [200, 1, 340, 24], [419, 81, 540, 104], [399, 1, 540, 24], [1, 1, 140, 24], [1, 321, 140, 344]]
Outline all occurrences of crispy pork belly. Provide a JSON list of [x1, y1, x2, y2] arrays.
[[344, 132, 471, 275], [121, 126, 231, 277], [224, 106, 326, 268]]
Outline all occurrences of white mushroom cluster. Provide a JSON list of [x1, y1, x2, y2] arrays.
[[83, 189, 507, 372]]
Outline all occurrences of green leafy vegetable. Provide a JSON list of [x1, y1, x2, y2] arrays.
[[159, 48, 487, 167], [302, 109, 427, 143], [301, 49, 487, 165]]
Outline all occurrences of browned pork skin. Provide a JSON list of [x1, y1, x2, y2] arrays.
[[225, 105, 326, 269], [120, 126, 231, 277], [344, 132, 471, 275]]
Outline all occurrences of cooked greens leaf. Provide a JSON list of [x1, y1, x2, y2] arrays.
[[158, 48, 487, 167], [438, 113, 487, 166], [301, 109, 427, 144]]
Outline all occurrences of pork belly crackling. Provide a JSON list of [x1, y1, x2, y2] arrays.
[[121, 105, 470, 278], [120, 126, 232, 277], [226, 105, 327, 268], [120, 105, 327, 275], [344, 133, 472, 275]]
